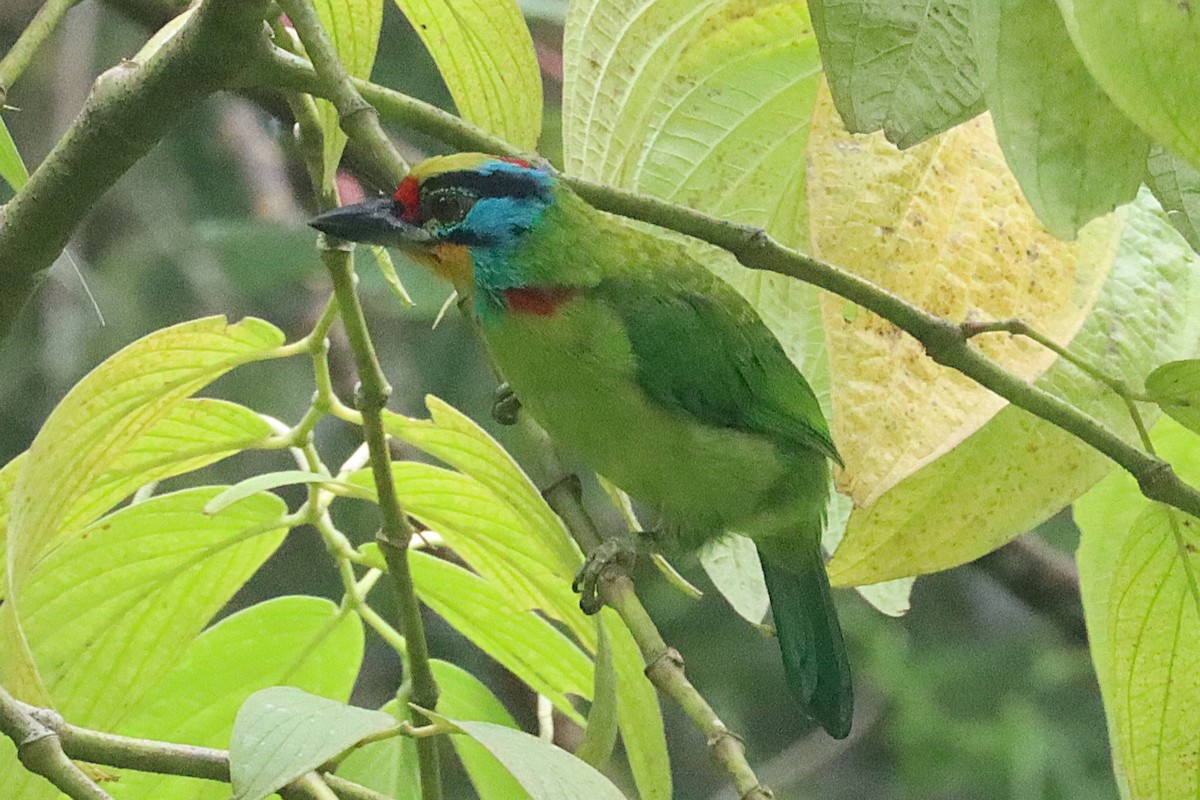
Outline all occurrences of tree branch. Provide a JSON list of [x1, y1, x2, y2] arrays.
[[0, 0, 274, 340], [250, 46, 1200, 524]]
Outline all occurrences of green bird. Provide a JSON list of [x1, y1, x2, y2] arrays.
[[311, 153, 853, 738]]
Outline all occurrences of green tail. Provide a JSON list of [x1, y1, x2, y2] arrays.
[[758, 542, 853, 738]]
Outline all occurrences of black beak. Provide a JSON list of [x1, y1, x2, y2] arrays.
[[309, 196, 434, 248]]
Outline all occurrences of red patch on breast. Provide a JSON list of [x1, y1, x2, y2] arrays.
[[503, 287, 578, 316]]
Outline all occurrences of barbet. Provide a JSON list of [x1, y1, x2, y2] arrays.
[[311, 153, 853, 738]]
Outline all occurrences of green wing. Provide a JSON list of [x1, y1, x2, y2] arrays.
[[591, 270, 841, 465]]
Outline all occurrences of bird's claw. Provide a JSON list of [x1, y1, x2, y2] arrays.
[[572, 533, 645, 614], [492, 382, 521, 425]]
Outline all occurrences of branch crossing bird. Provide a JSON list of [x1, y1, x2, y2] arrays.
[[311, 153, 854, 738]]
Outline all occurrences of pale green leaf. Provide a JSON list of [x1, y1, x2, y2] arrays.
[[7, 316, 283, 585], [0, 115, 28, 192], [392, 0, 542, 148], [1147, 146, 1200, 253], [574, 620, 617, 769], [606, 610, 670, 800], [230, 687, 397, 800], [829, 188, 1200, 584], [131, 5, 196, 64], [1055, 0, 1200, 172], [699, 534, 769, 626], [8, 488, 288, 730], [1076, 417, 1200, 800], [1145, 360, 1200, 435], [335, 698, 420, 800], [350, 461, 593, 649], [313, 0, 383, 185], [2, 317, 282, 708], [0, 398, 272, 604], [367, 245, 415, 306], [985, 0, 1149, 238], [105, 596, 364, 800], [0, 453, 26, 598], [384, 397, 581, 580], [809, 0, 988, 148], [442, 718, 627, 800], [205, 470, 370, 514], [434, 661, 530, 800], [409, 550, 592, 723]]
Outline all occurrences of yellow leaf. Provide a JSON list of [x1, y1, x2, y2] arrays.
[[809, 82, 1120, 508]]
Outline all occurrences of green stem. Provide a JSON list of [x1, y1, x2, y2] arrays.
[[0, 0, 275, 340], [4, 693, 395, 800], [275, 21, 441, 795], [322, 244, 443, 800], [0, 686, 112, 800], [0, 0, 82, 105], [273, 0, 406, 185]]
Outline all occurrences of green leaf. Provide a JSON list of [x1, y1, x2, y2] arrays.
[[985, 0, 1149, 238], [1055, 0, 1200, 172], [385, 397, 581, 579], [1076, 417, 1200, 800], [392, 0, 542, 148], [809, 0, 988, 148], [2, 488, 288, 731], [0, 115, 28, 192], [442, 717, 627, 800], [0, 453, 26, 598], [1145, 360, 1200, 435], [106, 596, 364, 800], [230, 687, 397, 800], [1147, 146, 1200, 253], [409, 550, 592, 723], [1, 317, 282, 707], [574, 620, 617, 769], [828, 188, 1200, 584], [700, 534, 769, 626], [7, 316, 283, 585], [205, 469, 371, 514], [334, 698, 420, 800], [434, 661, 529, 800], [312, 0, 383, 185], [607, 611, 670, 800], [368, 245, 415, 307]]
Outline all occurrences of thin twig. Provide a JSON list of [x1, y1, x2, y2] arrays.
[[0, 686, 112, 800], [0, 0, 81, 105]]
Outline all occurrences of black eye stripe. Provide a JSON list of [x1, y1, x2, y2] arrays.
[[421, 170, 548, 201]]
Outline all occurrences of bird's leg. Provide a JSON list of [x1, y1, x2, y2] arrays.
[[492, 381, 522, 425], [572, 531, 658, 614]]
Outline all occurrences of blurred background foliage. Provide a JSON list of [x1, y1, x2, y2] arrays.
[[0, 1, 1115, 797]]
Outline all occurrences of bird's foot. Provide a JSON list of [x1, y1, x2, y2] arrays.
[[492, 382, 522, 425], [572, 532, 653, 614]]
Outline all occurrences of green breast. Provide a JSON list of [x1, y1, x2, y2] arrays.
[[483, 295, 791, 537]]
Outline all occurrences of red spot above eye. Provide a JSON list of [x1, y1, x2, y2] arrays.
[[393, 176, 420, 222], [498, 156, 533, 168], [503, 287, 577, 316]]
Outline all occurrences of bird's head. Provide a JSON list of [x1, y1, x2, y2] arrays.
[[309, 153, 557, 293]]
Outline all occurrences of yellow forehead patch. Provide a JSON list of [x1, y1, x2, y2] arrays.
[[410, 152, 497, 181]]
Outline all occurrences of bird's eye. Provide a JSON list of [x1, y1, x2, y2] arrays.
[[421, 188, 478, 227]]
